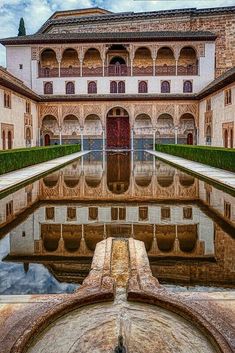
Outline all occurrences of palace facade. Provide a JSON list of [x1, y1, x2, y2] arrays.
[[0, 6, 235, 150]]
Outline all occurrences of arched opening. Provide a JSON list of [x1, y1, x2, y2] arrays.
[[62, 115, 80, 143], [156, 47, 176, 75], [66, 82, 75, 94], [156, 225, 176, 252], [230, 129, 233, 148], [138, 81, 148, 93], [178, 47, 198, 75], [178, 225, 197, 252], [42, 224, 60, 252], [7, 130, 12, 149], [84, 114, 102, 150], [44, 82, 53, 94], [26, 127, 31, 147], [42, 115, 59, 145], [84, 225, 104, 251], [157, 114, 174, 144], [43, 171, 60, 188], [2, 130, 6, 150], [157, 167, 175, 187], [135, 172, 152, 187], [183, 80, 193, 93], [88, 81, 97, 94], [133, 47, 153, 75], [179, 172, 195, 187], [110, 81, 118, 93], [118, 81, 125, 93], [179, 113, 196, 145], [134, 114, 152, 137], [107, 45, 129, 76], [106, 107, 130, 149], [61, 48, 80, 76], [107, 152, 130, 194], [161, 81, 170, 93], [83, 48, 102, 76], [206, 125, 212, 145], [224, 129, 228, 148], [63, 225, 81, 252], [39, 49, 58, 77]]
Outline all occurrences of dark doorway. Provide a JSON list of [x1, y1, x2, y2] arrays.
[[44, 134, 50, 146], [187, 133, 193, 145]]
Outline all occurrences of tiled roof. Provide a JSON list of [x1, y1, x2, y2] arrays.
[[0, 31, 216, 46], [198, 67, 235, 99], [0, 66, 40, 101], [37, 6, 235, 34]]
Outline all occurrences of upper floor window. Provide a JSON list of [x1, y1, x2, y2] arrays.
[[4, 91, 11, 108], [138, 81, 148, 93], [161, 81, 170, 93], [224, 201, 231, 219], [206, 98, 211, 111], [183, 80, 193, 93], [110, 81, 125, 93], [224, 89, 232, 105], [118, 81, 125, 93], [44, 82, 53, 95], [26, 101, 31, 114], [88, 81, 97, 94], [66, 81, 75, 95]]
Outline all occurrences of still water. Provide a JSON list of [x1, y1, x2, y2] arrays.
[[0, 151, 234, 294]]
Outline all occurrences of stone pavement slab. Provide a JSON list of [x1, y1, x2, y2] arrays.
[[0, 150, 89, 195], [147, 150, 235, 191]]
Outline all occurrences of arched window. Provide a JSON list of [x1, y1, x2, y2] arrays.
[[66, 82, 75, 95], [183, 80, 193, 93], [161, 81, 170, 93], [138, 81, 148, 93], [110, 81, 117, 93], [88, 81, 97, 94], [44, 82, 53, 95], [118, 81, 125, 93]]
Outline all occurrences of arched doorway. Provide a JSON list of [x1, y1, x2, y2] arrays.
[[230, 129, 233, 148], [106, 107, 130, 149], [44, 134, 50, 146], [26, 127, 31, 147], [187, 133, 193, 145], [8, 131, 12, 149]]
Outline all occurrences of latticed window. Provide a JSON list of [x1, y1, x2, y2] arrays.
[[161, 207, 171, 220], [138, 81, 148, 93], [206, 98, 211, 111], [183, 207, 192, 219], [45, 207, 55, 220], [118, 81, 125, 93], [88, 81, 97, 94], [4, 91, 11, 108], [67, 207, 76, 221], [224, 89, 232, 105], [44, 82, 53, 94], [183, 80, 192, 93], [224, 201, 231, 219], [139, 206, 148, 221], [89, 207, 98, 220], [110, 81, 117, 93], [161, 81, 170, 93], [66, 82, 75, 95]]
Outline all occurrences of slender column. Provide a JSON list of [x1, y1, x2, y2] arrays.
[[59, 127, 62, 145], [176, 60, 178, 76], [102, 127, 105, 151], [130, 59, 133, 76], [131, 127, 134, 151], [152, 58, 156, 76], [153, 128, 156, 150], [80, 60, 83, 77], [102, 60, 105, 77], [80, 127, 84, 151], [174, 126, 178, 145], [58, 61, 61, 77]]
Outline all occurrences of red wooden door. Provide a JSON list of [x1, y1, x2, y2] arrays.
[[107, 116, 130, 149], [187, 133, 193, 145], [44, 134, 50, 146]]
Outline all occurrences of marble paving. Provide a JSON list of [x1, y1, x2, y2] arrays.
[[147, 150, 235, 191], [0, 150, 89, 195]]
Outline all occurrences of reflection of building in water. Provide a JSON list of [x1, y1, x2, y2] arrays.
[[39, 156, 198, 201]]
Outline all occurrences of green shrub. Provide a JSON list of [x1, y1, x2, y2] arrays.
[[0, 145, 81, 175], [155, 144, 235, 172]]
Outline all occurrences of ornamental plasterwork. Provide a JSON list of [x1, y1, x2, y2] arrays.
[[155, 104, 175, 118], [178, 103, 198, 118], [83, 104, 102, 119], [62, 105, 81, 119], [134, 104, 153, 118], [40, 105, 58, 120]]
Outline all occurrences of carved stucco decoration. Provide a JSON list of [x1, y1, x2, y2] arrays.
[[155, 104, 176, 119], [40, 105, 59, 121], [134, 104, 153, 119], [178, 103, 198, 118], [62, 105, 81, 119]]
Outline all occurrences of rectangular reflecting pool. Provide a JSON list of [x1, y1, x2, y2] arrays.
[[0, 151, 234, 294]]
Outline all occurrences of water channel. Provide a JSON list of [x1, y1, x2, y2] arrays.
[[0, 151, 234, 294]]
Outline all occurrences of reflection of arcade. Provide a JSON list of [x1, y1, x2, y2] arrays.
[[107, 152, 130, 194]]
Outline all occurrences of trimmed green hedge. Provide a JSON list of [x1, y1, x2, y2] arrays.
[[0, 144, 81, 175], [155, 144, 235, 172]]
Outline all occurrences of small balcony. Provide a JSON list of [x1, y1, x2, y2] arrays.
[[156, 65, 176, 76], [60, 67, 80, 77], [38, 67, 59, 78], [105, 64, 131, 76], [133, 66, 153, 76]]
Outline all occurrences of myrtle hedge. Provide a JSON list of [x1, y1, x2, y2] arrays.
[[155, 144, 235, 172], [0, 144, 81, 175]]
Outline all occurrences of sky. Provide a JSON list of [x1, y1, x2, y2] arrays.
[[0, 0, 234, 66]]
